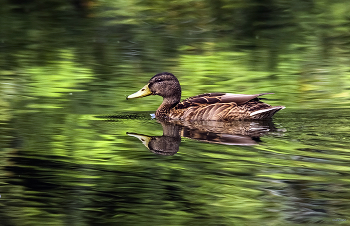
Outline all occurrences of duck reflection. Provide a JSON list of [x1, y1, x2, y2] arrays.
[[128, 122, 181, 156], [128, 119, 278, 155]]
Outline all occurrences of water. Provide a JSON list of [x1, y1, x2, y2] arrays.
[[1, 1, 350, 225], [1, 109, 350, 225]]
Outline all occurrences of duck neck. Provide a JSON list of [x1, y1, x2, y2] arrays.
[[156, 97, 180, 117]]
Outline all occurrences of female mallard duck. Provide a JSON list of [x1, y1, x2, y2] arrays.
[[127, 72, 285, 120]]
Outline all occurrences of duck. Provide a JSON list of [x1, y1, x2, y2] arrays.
[[127, 72, 285, 120]]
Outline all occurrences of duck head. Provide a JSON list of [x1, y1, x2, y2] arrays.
[[127, 72, 181, 102]]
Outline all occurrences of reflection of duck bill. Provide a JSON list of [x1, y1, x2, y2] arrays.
[[127, 133, 151, 150]]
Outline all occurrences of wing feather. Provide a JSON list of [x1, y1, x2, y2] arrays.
[[177, 93, 273, 109], [173, 92, 279, 120]]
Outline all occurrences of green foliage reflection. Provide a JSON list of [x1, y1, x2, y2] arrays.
[[1, 0, 350, 225]]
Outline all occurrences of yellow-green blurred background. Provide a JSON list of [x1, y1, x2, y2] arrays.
[[1, 1, 350, 225]]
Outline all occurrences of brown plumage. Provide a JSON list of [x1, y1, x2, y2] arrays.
[[127, 72, 285, 120]]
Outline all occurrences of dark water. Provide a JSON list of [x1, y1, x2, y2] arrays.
[[1, 1, 350, 225]]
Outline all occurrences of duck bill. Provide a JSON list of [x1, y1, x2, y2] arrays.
[[127, 83, 152, 99], [127, 133, 151, 150]]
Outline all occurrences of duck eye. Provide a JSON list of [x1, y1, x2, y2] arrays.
[[156, 78, 163, 82]]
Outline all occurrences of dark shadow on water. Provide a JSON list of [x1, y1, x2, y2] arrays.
[[95, 113, 147, 120], [127, 119, 280, 155]]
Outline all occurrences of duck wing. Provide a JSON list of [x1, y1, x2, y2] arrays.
[[176, 92, 273, 109]]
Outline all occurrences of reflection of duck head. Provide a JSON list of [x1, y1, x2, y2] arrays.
[[128, 119, 281, 155], [127, 133, 181, 156], [127, 121, 181, 155]]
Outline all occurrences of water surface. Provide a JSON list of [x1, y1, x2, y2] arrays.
[[1, 1, 350, 225]]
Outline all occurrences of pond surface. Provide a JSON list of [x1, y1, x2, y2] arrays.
[[1, 1, 350, 225]]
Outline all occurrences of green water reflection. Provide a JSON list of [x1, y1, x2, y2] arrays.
[[1, 0, 350, 225]]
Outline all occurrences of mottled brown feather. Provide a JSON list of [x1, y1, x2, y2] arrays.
[[171, 97, 284, 121]]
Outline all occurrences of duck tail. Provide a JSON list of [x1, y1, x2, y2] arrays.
[[250, 106, 285, 119]]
